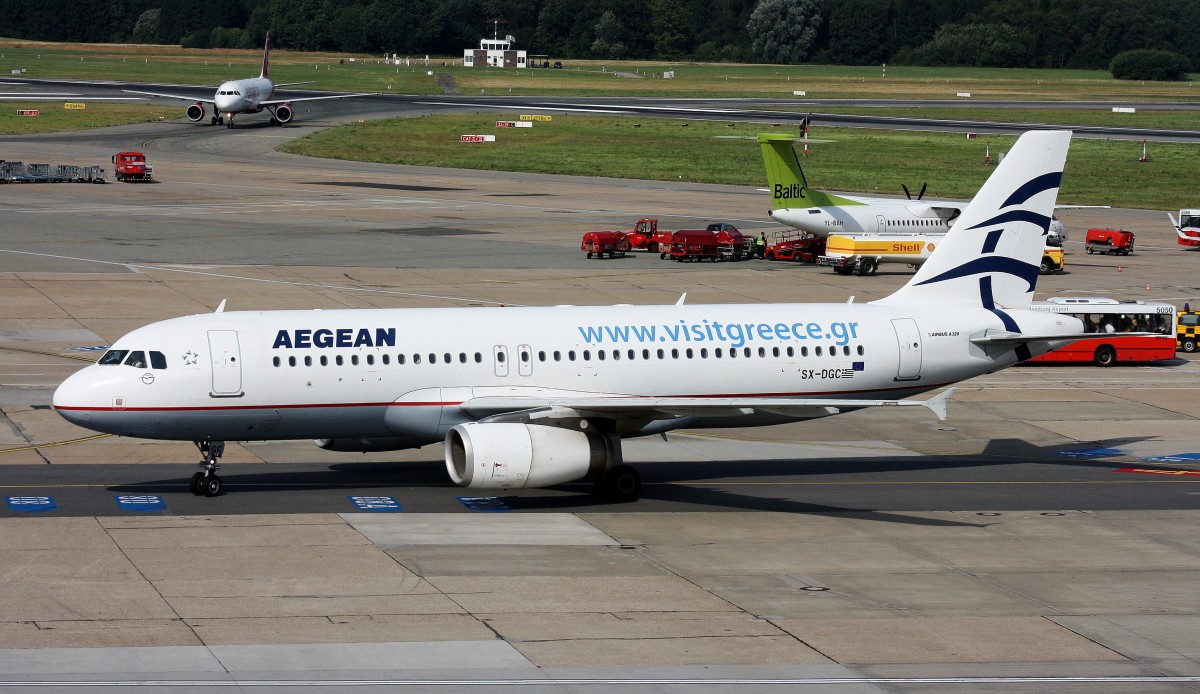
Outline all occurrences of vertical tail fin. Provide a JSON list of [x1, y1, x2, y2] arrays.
[[757, 133, 862, 210], [260, 32, 271, 79], [874, 130, 1072, 310]]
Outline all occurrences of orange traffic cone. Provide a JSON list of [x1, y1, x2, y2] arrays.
[[1117, 265, 1123, 272], [1146, 283, 1151, 291]]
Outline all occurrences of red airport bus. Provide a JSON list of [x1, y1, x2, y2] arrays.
[[1026, 297, 1178, 366]]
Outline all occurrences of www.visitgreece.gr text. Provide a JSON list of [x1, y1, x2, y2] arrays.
[[577, 319, 861, 349]]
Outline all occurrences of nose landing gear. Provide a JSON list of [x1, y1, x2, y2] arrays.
[[190, 440, 224, 496]]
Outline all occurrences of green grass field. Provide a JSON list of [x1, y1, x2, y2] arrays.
[[3, 39, 1199, 101], [0, 101, 169, 134], [281, 114, 1196, 210], [800, 107, 1200, 130]]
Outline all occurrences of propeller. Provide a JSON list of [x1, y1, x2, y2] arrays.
[[902, 182, 928, 200]]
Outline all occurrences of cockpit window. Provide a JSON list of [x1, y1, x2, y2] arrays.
[[150, 351, 167, 369], [98, 349, 128, 365], [124, 351, 147, 369]]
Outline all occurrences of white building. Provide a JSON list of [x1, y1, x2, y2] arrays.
[[464, 34, 526, 68]]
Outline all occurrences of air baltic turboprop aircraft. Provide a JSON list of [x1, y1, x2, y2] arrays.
[[54, 131, 1079, 499], [759, 133, 1068, 242], [124, 33, 366, 128]]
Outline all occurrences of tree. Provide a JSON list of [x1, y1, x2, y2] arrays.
[[1110, 49, 1190, 80], [909, 22, 1033, 67], [649, 0, 691, 59], [746, 0, 822, 64], [131, 8, 160, 42], [591, 11, 627, 59], [828, 0, 888, 65]]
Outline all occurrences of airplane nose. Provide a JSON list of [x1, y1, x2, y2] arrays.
[[53, 370, 93, 427]]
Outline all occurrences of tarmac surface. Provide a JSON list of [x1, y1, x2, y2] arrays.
[[1, 107, 1200, 691]]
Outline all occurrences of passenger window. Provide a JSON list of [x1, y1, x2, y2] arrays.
[[583, 350, 591, 361], [336, 355, 344, 366], [758, 347, 766, 358], [627, 349, 635, 360], [520, 350, 530, 362], [772, 347, 780, 357], [382, 354, 390, 365], [397, 354, 406, 365], [801, 346, 809, 356], [553, 351, 561, 362], [715, 348, 723, 358], [815, 347, 823, 356], [321, 355, 328, 366], [99, 350, 128, 365], [700, 348, 708, 358], [671, 349, 679, 359], [474, 352, 482, 363], [612, 350, 619, 361], [305, 355, 313, 367], [642, 349, 650, 360], [461, 353, 468, 363], [568, 350, 576, 361], [366, 355, 374, 365], [288, 356, 296, 367], [124, 351, 147, 368], [351, 355, 359, 366], [150, 351, 167, 369], [857, 345, 864, 355], [597, 350, 605, 361], [444, 353, 452, 363], [656, 349, 664, 359], [743, 347, 751, 358], [494, 352, 502, 363], [685, 348, 693, 359], [272, 356, 280, 367], [786, 346, 794, 357]]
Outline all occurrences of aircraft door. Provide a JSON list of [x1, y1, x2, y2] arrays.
[[876, 214, 887, 233], [517, 344, 533, 376], [208, 330, 243, 396], [891, 318, 922, 381], [493, 345, 509, 377]]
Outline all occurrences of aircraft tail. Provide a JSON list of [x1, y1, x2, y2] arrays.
[[260, 32, 271, 79], [757, 133, 863, 210], [874, 130, 1072, 310]]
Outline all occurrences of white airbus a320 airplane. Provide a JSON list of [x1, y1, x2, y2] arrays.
[[124, 33, 367, 128], [54, 131, 1080, 499]]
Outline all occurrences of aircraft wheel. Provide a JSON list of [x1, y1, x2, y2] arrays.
[[202, 474, 222, 497], [270, 116, 278, 126], [1094, 346, 1116, 367], [217, 116, 224, 125], [210, 116, 217, 126], [189, 471, 206, 496], [598, 465, 641, 500]]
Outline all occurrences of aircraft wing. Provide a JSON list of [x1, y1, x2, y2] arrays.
[[970, 331, 1110, 345], [260, 93, 371, 105], [463, 389, 953, 422], [123, 89, 212, 104]]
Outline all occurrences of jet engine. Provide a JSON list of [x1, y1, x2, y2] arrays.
[[314, 436, 427, 453], [186, 103, 205, 122], [445, 422, 614, 489], [274, 104, 294, 124]]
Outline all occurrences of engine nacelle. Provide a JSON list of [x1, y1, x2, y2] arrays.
[[445, 423, 614, 489], [186, 103, 205, 122], [314, 436, 427, 453], [274, 104, 294, 124]]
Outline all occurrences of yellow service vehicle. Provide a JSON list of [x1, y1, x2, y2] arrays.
[[1178, 309, 1200, 353]]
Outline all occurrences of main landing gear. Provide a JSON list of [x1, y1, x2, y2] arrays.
[[190, 440, 224, 497], [595, 464, 642, 500], [210, 115, 225, 126]]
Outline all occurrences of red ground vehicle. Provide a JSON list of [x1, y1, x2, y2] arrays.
[[1026, 297, 1177, 366], [706, 223, 750, 260], [1085, 228, 1134, 255], [581, 231, 631, 259], [625, 218, 674, 253], [111, 152, 153, 182], [665, 230, 720, 261], [763, 230, 826, 262]]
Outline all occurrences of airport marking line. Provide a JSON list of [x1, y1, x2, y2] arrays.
[[1117, 467, 1200, 478], [1, 675, 1199, 687], [0, 434, 111, 454]]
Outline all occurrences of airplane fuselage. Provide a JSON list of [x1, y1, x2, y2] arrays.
[[769, 197, 955, 237], [53, 302, 1071, 445], [214, 77, 273, 117]]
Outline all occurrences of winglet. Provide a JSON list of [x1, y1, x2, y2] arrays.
[[1168, 212, 1179, 229], [215, 299, 227, 313], [922, 388, 955, 421], [676, 293, 687, 306]]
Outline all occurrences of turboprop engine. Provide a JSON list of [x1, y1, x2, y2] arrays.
[[186, 103, 205, 122], [445, 422, 616, 489]]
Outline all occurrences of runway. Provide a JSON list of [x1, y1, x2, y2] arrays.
[[2, 99, 1200, 691], [8, 76, 1200, 142]]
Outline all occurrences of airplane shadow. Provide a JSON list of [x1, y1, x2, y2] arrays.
[[105, 436, 1168, 525]]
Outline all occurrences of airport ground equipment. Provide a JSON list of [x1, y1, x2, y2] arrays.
[[623, 218, 674, 253], [706, 223, 750, 260], [1085, 229, 1135, 255], [1170, 209, 1200, 247], [818, 234, 1064, 276], [664, 230, 720, 261], [112, 152, 153, 182], [1179, 309, 1200, 352], [762, 229, 826, 262], [581, 231, 631, 259], [1, 161, 106, 183]]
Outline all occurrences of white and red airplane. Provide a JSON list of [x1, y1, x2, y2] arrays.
[[124, 32, 367, 128], [54, 131, 1080, 499]]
